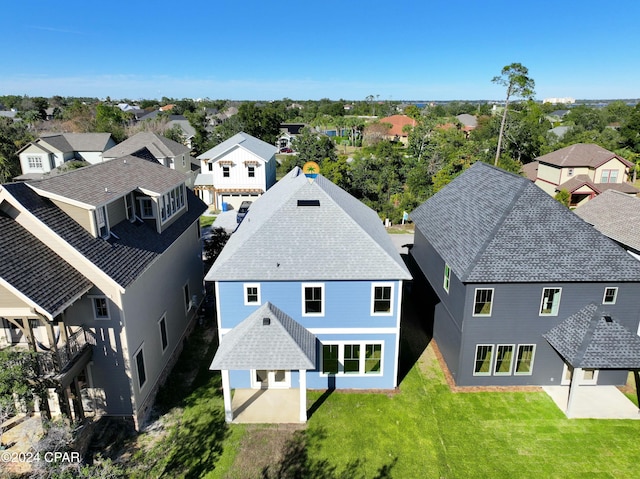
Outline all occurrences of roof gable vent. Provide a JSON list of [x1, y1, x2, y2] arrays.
[[262, 317, 271, 326], [603, 315, 613, 323], [297, 199, 320, 207]]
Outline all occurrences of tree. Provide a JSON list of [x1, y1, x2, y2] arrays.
[[492, 63, 535, 165], [554, 189, 570, 207], [0, 348, 39, 413], [203, 227, 230, 264], [291, 127, 337, 165], [0, 117, 33, 182]]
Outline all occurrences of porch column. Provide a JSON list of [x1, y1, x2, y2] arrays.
[[299, 369, 307, 423], [221, 369, 233, 423], [566, 367, 581, 418]]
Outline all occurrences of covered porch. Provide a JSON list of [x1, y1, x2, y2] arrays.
[[544, 303, 640, 418], [211, 302, 317, 424]]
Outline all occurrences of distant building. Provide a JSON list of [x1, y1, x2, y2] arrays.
[[543, 97, 576, 105]]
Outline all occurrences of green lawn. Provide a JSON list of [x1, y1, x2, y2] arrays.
[[200, 214, 216, 229], [123, 328, 640, 478]]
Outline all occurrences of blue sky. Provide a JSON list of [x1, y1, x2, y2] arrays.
[[1, 0, 639, 101]]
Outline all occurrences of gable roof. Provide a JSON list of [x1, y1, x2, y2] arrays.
[[197, 132, 277, 162], [410, 161, 640, 283], [103, 131, 189, 159], [28, 155, 187, 208], [2, 181, 206, 289], [0, 211, 92, 318], [536, 143, 633, 168], [557, 174, 600, 194], [574, 189, 640, 253], [543, 303, 640, 369], [206, 167, 411, 281], [210, 302, 316, 370]]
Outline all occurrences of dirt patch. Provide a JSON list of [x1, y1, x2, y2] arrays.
[[228, 424, 305, 479]]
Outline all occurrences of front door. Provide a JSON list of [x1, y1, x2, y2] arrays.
[[252, 370, 291, 389], [561, 364, 599, 386]]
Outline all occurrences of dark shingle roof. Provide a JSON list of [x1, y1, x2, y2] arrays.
[[3, 182, 206, 288], [543, 303, 640, 369], [28, 155, 187, 207], [410, 162, 640, 283], [210, 302, 316, 370], [0, 212, 92, 317]]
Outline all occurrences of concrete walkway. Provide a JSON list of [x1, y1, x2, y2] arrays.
[[231, 389, 302, 424], [543, 385, 640, 419]]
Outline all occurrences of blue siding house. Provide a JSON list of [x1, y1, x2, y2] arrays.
[[410, 162, 640, 394], [207, 167, 411, 422]]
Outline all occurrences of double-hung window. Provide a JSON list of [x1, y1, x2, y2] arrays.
[[135, 347, 146, 388], [473, 344, 493, 376], [514, 345, 535, 375], [602, 287, 618, 305], [600, 169, 618, 183], [371, 283, 393, 315], [302, 283, 324, 316], [248, 166, 255, 178], [244, 283, 261, 305], [92, 297, 110, 320], [473, 288, 494, 316], [540, 287, 561, 316]]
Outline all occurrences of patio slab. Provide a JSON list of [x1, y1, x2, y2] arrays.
[[231, 389, 303, 424], [543, 385, 640, 419]]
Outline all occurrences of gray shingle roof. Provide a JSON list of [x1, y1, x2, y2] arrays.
[[210, 302, 316, 370], [575, 189, 640, 253], [205, 168, 411, 281], [543, 303, 640, 369], [197, 132, 277, 162], [3, 181, 206, 288], [28, 155, 188, 207], [103, 131, 189, 159], [55, 133, 113, 152], [410, 161, 640, 283], [536, 143, 633, 168], [0, 212, 92, 317]]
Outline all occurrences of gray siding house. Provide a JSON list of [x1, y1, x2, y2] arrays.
[[410, 162, 640, 387]]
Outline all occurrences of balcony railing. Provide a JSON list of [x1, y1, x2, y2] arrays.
[[37, 329, 96, 376]]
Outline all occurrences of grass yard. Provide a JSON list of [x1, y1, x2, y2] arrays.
[[114, 313, 640, 478], [200, 214, 216, 229]]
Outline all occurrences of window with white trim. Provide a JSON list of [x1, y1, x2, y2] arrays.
[[208, 162, 213, 172], [161, 185, 186, 223], [600, 169, 619, 183], [138, 198, 154, 219], [493, 344, 514, 375], [135, 347, 147, 388], [27, 156, 42, 169], [244, 283, 261, 305], [371, 283, 393, 315], [248, 165, 255, 178], [222, 166, 230, 177], [514, 344, 536, 375], [159, 315, 168, 352], [320, 342, 383, 375], [473, 288, 494, 316], [92, 297, 110, 320], [540, 287, 562, 316], [602, 287, 618, 305], [443, 264, 451, 293], [474, 344, 493, 376], [95, 206, 109, 238], [302, 283, 324, 316]]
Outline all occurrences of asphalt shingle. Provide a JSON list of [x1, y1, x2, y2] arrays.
[[543, 303, 640, 369], [210, 302, 316, 370], [411, 161, 640, 283]]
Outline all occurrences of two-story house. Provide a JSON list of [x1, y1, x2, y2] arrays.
[[102, 131, 199, 188], [530, 143, 638, 206], [410, 162, 640, 392], [195, 132, 277, 209], [0, 155, 207, 429], [206, 166, 412, 423], [15, 133, 116, 180]]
